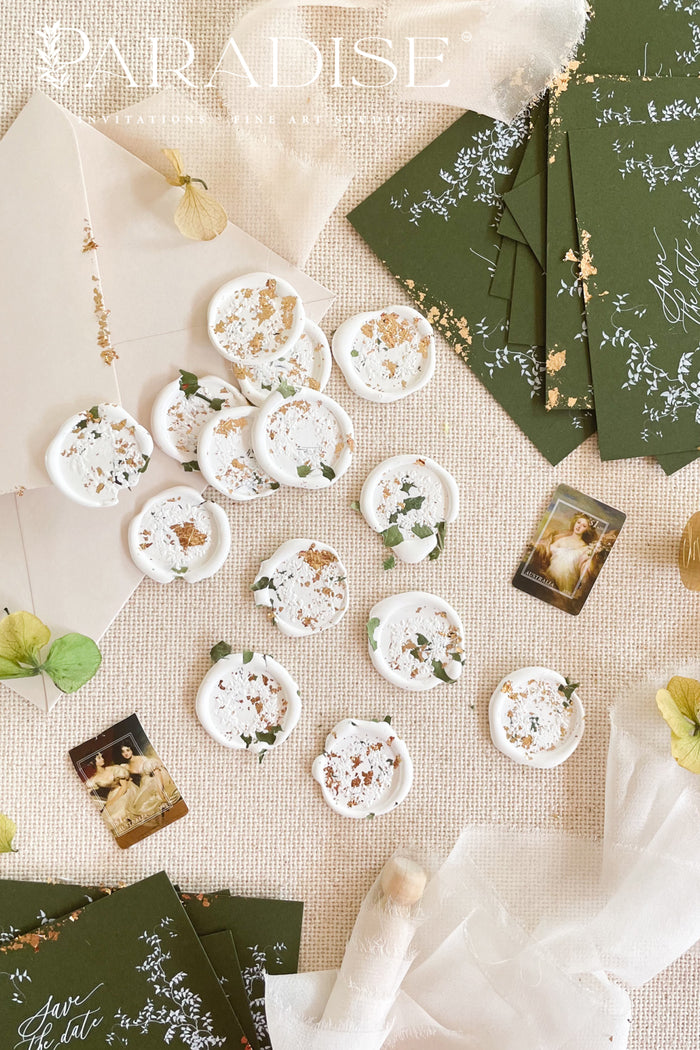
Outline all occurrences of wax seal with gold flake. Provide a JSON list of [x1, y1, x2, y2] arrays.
[[252, 386, 354, 490], [488, 667, 585, 768], [312, 717, 413, 818], [196, 650, 301, 758], [252, 538, 349, 637], [151, 371, 246, 467], [128, 486, 231, 584], [332, 305, 435, 402], [45, 403, 152, 508], [207, 272, 305, 367], [197, 405, 281, 502], [235, 318, 332, 407], [367, 591, 465, 691]]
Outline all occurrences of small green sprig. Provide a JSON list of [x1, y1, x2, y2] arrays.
[[178, 369, 225, 410], [558, 677, 580, 708]]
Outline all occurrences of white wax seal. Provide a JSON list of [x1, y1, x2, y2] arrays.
[[197, 406, 281, 502], [312, 718, 413, 819], [207, 272, 305, 365], [252, 387, 354, 490], [45, 403, 153, 508], [252, 538, 348, 637], [360, 454, 459, 563], [196, 652, 301, 756], [489, 667, 585, 768], [332, 306, 435, 403], [234, 319, 332, 407], [367, 591, 465, 691], [128, 486, 231, 584], [151, 373, 246, 465]]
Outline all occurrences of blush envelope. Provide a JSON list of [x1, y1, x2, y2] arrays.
[[0, 92, 334, 711]]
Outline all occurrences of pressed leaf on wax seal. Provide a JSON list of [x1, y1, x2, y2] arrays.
[[162, 148, 227, 242], [679, 512, 700, 591], [656, 675, 700, 773]]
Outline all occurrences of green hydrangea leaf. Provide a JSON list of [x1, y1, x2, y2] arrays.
[[0, 813, 17, 853], [42, 633, 102, 693], [0, 656, 38, 680], [0, 611, 50, 665]]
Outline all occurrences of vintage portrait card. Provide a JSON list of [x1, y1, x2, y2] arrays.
[[182, 891, 303, 1050], [513, 484, 626, 615], [0, 872, 247, 1048], [69, 714, 188, 848], [348, 106, 595, 467]]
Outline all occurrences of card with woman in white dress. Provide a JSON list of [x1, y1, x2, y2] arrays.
[[513, 484, 626, 615]]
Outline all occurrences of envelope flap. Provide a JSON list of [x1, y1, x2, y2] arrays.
[[68, 109, 334, 347], [0, 93, 120, 495]]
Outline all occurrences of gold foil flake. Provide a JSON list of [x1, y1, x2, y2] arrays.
[[547, 350, 567, 374], [82, 222, 98, 253], [91, 277, 118, 366], [170, 521, 208, 550]]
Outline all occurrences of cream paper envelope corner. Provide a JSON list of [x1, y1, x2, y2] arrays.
[[0, 91, 335, 711]]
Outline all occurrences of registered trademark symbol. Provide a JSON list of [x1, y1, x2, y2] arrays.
[[461, 30, 472, 43]]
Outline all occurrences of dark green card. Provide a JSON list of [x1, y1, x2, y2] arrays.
[[509, 242, 545, 347], [0, 872, 246, 1048], [569, 119, 700, 458], [547, 75, 700, 415], [200, 930, 257, 1048], [504, 173, 547, 269], [489, 234, 517, 300], [0, 880, 109, 944], [182, 891, 303, 1050], [348, 108, 594, 466], [546, 0, 700, 412]]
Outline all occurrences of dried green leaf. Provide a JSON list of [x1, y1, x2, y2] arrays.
[[210, 640, 232, 663], [255, 724, 283, 746], [320, 463, 336, 481], [296, 464, 312, 478], [428, 521, 447, 561], [178, 369, 200, 398], [383, 554, 396, 571], [402, 496, 425, 512], [367, 617, 380, 651], [382, 524, 403, 548], [432, 659, 457, 684], [657, 677, 700, 773], [277, 378, 296, 399], [412, 523, 433, 539], [182, 460, 200, 472], [242, 650, 254, 664], [42, 633, 102, 693], [350, 500, 362, 513], [0, 611, 50, 665], [250, 577, 270, 592], [0, 813, 17, 853], [416, 633, 430, 646]]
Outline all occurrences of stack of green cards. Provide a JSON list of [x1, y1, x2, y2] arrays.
[[349, 0, 700, 474], [0, 874, 303, 1049]]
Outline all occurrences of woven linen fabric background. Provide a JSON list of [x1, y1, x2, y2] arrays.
[[0, 2, 698, 1046]]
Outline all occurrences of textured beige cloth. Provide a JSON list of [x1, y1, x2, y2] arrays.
[[0, 4, 699, 1047]]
